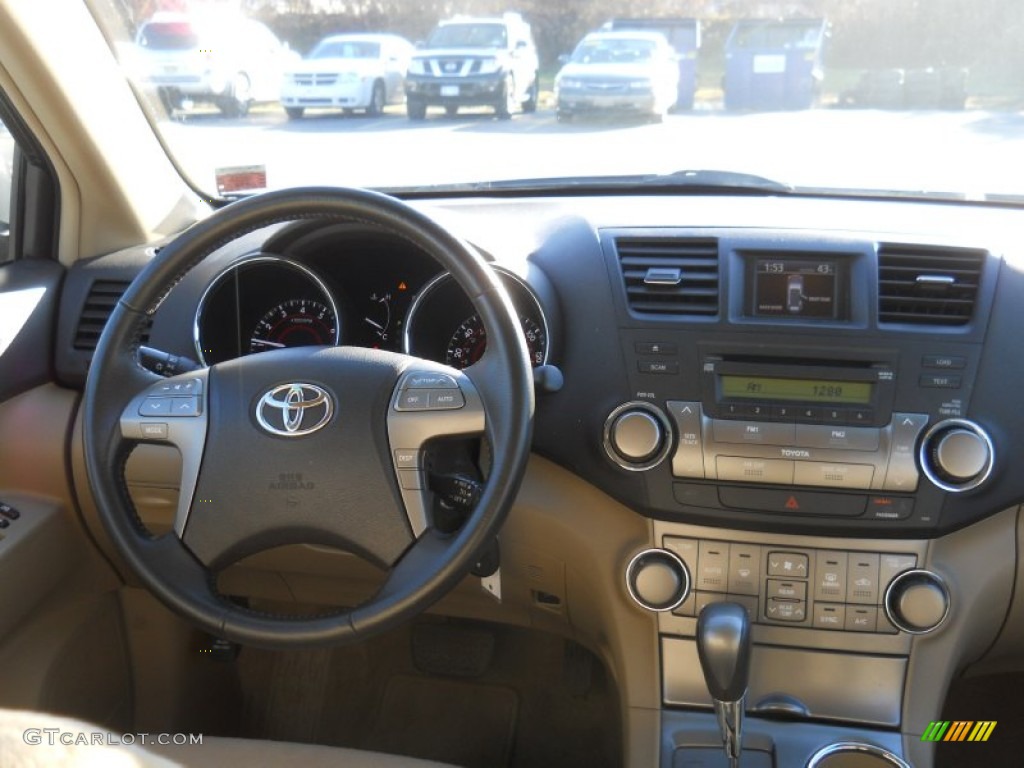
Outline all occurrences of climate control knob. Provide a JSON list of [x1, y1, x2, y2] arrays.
[[884, 569, 950, 634], [604, 402, 673, 471], [626, 548, 691, 612], [920, 419, 994, 492]]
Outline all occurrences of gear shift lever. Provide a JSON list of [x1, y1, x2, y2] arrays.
[[696, 602, 752, 767]]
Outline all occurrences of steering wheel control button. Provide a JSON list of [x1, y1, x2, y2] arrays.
[[139, 397, 172, 416], [395, 390, 430, 410], [428, 389, 465, 409], [0, 503, 20, 520], [402, 372, 459, 389], [603, 402, 673, 471], [393, 449, 420, 468], [626, 548, 691, 612], [884, 569, 950, 634], [398, 469, 424, 490], [169, 397, 201, 417], [140, 422, 169, 440], [920, 418, 994, 492], [155, 378, 203, 395]]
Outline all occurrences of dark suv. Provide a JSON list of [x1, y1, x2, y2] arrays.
[[405, 13, 540, 119]]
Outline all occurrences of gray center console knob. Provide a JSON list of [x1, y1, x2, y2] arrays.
[[920, 418, 994, 492], [612, 411, 662, 461], [603, 402, 673, 471], [883, 569, 950, 634], [625, 548, 691, 612], [935, 429, 989, 481]]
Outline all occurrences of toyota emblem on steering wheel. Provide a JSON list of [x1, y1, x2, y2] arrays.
[[256, 383, 333, 437]]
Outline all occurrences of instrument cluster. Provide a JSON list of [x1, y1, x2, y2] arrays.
[[194, 232, 552, 370]]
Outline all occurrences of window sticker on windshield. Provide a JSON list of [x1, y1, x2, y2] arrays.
[[215, 165, 267, 195]]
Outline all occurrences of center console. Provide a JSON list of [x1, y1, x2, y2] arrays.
[[592, 230, 1003, 767]]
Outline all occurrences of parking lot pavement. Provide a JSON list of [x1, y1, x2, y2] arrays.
[[161, 106, 1024, 198]]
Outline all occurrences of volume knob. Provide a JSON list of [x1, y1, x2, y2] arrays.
[[920, 419, 994, 492], [604, 402, 672, 471]]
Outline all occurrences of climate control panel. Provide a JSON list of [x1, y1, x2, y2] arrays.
[[638, 535, 938, 636]]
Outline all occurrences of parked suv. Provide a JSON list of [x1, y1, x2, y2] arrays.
[[405, 13, 539, 119], [134, 11, 298, 117]]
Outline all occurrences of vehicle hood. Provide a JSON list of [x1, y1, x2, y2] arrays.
[[286, 58, 382, 76], [557, 62, 662, 80], [412, 48, 504, 59]]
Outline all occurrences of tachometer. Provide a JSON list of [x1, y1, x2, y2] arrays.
[[445, 314, 546, 369], [250, 298, 338, 353]]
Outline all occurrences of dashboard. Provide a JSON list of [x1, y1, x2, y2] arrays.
[[53, 192, 1024, 768], [57, 197, 1024, 541]]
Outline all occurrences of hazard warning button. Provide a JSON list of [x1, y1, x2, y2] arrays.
[[718, 487, 868, 517]]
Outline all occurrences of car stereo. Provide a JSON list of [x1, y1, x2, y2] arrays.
[[701, 354, 895, 428]]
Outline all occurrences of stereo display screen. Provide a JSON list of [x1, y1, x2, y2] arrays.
[[720, 375, 873, 404]]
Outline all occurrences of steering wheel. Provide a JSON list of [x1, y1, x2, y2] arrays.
[[82, 187, 535, 648]]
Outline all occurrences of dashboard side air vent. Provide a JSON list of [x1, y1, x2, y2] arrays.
[[877, 245, 986, 326], [73, 279, 138, 351], [615, 237, 719, 317]]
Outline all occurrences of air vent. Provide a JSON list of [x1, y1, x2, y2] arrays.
[[73, 279, 132, 351], [878, 245, 986, 326], [615, 237, 719, 316]]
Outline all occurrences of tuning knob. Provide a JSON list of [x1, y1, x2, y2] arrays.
[[604, 402, 673, 470], [626, 548, 691, 612], [884, 569, 950, 634], [920, 418, 994, 492]]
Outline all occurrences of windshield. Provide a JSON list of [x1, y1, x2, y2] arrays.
[[310, 40, 381, 60], [137, 21, 199, 51], [572, 39, 657, 64], [426, 23, 507, 49], [730, 21, 826, 50], [95, 1, 1023, 201]]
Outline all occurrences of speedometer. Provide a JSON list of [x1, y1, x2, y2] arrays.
[[250, 298, 338, 354], [445, 314, 547, 369]]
